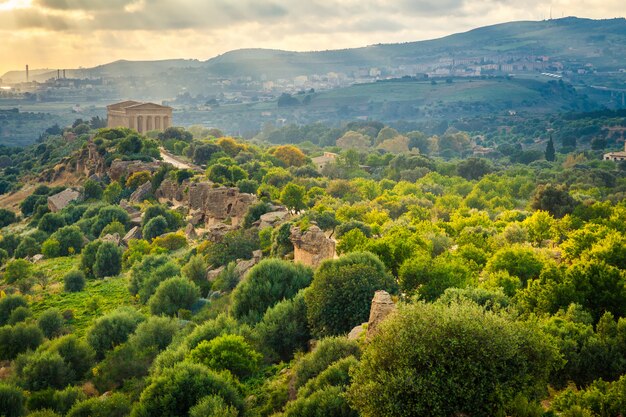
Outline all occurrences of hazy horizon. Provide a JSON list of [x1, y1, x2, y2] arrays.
[[0, 0, 624, 77]]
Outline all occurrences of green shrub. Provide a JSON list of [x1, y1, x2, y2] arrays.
[[90, 206, 130, 237], [86, 308, 144, 359], [37, 308, 65, 339], [42, 238, 61, 258], [143, 215, 168, 241], [67, 393, 131, 417], [100, 220, 126, 237], [0, 383, 25, 417], [231, 259, 313, 324], [182, 255, 209, 296], [50, 226, 84, 256], [0, 208, 17, 228], [293, 337, 360, 389], [0, 294, 28, 325], [190, 334, 261, 379], [16, 350, 74, 391], [38, 213, 66, 234], [80, 240, 102, 278], [63, 270, 86, 293], [0, 323, 44, 360], [298, 356, 359, 398], [4, 259, 33, 284], [49, 335, 95, 380], [148, 277, 200, 317], [15, 236, 42, 259], [189, 395, 238, 417], [130, 362, 243, 417], [129, 254, 180, 303], [83, 179, 103, 200], [210, 262, 238, 292], [347, 302, 562, 417], [151, 232, 187, 251], [93, 242, 122, 278], [282, 385, 358, 417], [8, 306, 31, 324], [26, 409, 62, 417], [254, 291, 310, 362], [305, 252, 397, 337]]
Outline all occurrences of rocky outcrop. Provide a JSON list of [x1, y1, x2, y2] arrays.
[[365, 291, 396, 342], [290, 225, 336, 269], [48, 188, 81, 212], [155, 179, 185, 202], [259, 210, 291, 229], [129, 181, 152, 203], [101, 233, 122, 246], [204, 223, 234, 243], [347, 290, 396, 342], [156, 180, 257, 228], [119, 200, 142, 225], [234, 250, 263, 278], [108, 160, 161, 181], [76, 142, 106, 178], [123, 226, 142, 244], [185, 223, 197, 240]]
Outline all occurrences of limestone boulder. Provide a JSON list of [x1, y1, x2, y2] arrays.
[[123, 226, 142, 244], [101, 233, 122, 246], [290, 225, 336, 269], [259, 210, 291, 229], [365, 290, 396, 342], [130, 181, 152, 203], [185, 223, 198, 240]]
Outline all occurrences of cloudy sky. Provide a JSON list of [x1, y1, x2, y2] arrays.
[[0, 0, 624, 76]]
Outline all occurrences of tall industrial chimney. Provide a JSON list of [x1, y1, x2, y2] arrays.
[[25, 65, 29, 82], [57, 69, 60, 80], [63, 69, 66, 79]]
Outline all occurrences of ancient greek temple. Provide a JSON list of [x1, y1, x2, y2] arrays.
[[106, 101, 173, 133]]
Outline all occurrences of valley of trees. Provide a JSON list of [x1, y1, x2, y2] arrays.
[[0, 118, 626, 417]]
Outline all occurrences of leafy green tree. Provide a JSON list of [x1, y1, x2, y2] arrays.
[[66, 393, 131, 417], [8, 306, 31, 325], [38, 212, 66, 234], [456, 157, 493, 180], [281, 183, 306, 213], [398, 252, 473, 300], [49, 335, 96, 380], [90, 206, 130, 237], [182, 255, 210, 296], [545, 136, 556, 161], [63, 270, 85, 293], [347, 301, 562, 417], [255, 291, 310, 362], [86, 308, 144, 359], [148, 277, 200, 317], [16, 350, 74, 391], [80, 240, 102, 278], [143, 215, 168, 241], [231, 259, 313, 324], [486, 245, 545, 286], [14, 236, 41, 259], [42, 238, 61, 258], [20, 194, 48, 217], [131, 362, 243, 417], [50, 226, 84, 256], [93, 242, 122, 278], [83, 179, 103, 200], [190, 395, 238, 417], [282, 386, 358, 417], [129, 254, 181, 303], [305, 252, 397, 337], [0, 383, 25, 417], [293, 337, 360, 388], [103, 181, 123, 204], [0, 295, 28, 326], [530, 184, 577, 218], [0, 208, 17, 228], [4, 258, 32, 284], [190, 334, 261, 379], [0, 323, 44, 360], [37, 308, 65, 339]]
